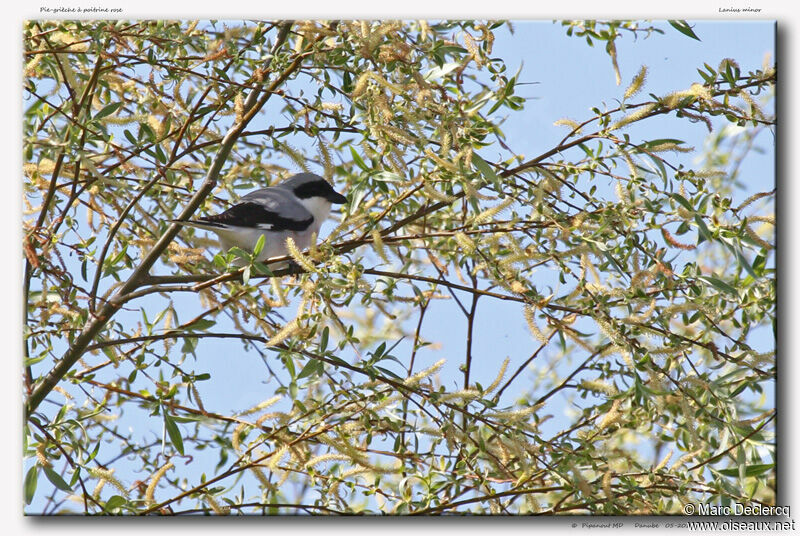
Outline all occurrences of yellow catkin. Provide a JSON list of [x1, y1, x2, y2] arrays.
[[285, 237, 316, 272], [439, 129, 451, 156], [423, 148, 457, 171], [52, 385, 73, 400], [370, 392, 403, 412], [619, 346, 635, 368], [317, 140, 334, 180], [624, 65, 648, 100], [736, 190, 773, 212], [598, 399, 623, 430], [266, 445, 289, 471], [473, 197, 514, 225], [305, 453, 352, 468], [465, 32, 484, 68], [614, 180, 626, 203], [748, 215, 775, 225], [508, 280, 527, 294], [523, 305, 550, 344], [609, 103, 658, 131], [36, 444, 50, 468], [438, 389, 481, 402], [579, 379, 618, 396], [24, 53, 43, 77], [492, 402, 543, 421], [602, 470, 614, 499], [371, 229, 389, 263], [351, 71, 372, 98], [234, 92, 244, 123], [663, 83, 713, 109], [144, 461, 173, 506], [249, 465, 274, 490], [630, 269, 655, 288], [190, 384, 205, 413], [379, 124, 417, 146], [232, 423, 247, 452], [239, 395, 283, 417], [422, 183, 456, 203], [662, 302, 707, 319], [573, 468, 593, 496], [205, 494, 230, 515], [624, 299, 656, 324], [654, 450, 673, 471], [267, 319, 300, 347], [563, 327, 597, 354], [744, 224, 774, 250], [622, 151, 638, 179], [454, 232, 476, 254], [404, 358, 446, 386], [484, 358, 509, 394], [671, 448, 703, 470], [553, 118, 582, 132]]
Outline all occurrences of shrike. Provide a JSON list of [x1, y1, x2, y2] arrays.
[[174, 173, 347, 265]]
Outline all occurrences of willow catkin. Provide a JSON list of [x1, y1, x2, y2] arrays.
[[144, 461, 173, 506]]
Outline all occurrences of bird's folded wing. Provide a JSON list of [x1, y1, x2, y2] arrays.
[[196, 200, 313, 231]]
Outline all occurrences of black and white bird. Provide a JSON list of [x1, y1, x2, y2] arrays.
[[174, 173, 347, 264]]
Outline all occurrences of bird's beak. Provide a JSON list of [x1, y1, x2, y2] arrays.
[[329, 190, 347, 205]]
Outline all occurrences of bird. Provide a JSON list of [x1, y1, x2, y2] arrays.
[[173, 173, 347, 266]]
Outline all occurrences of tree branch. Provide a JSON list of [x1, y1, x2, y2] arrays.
[[25, 22, 296, 419]]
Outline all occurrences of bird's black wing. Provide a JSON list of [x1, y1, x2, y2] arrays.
[[196, 201, 313, 231]]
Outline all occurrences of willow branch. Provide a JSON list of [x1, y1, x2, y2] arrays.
[[25, 22, 295, 419]]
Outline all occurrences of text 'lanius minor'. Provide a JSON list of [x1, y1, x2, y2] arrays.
[[173, 173, 347, 264]]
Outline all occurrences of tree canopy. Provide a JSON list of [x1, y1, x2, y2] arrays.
[[23, 19, 775, 515]]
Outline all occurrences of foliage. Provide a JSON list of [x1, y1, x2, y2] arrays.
[[23, 19, 775, 515]]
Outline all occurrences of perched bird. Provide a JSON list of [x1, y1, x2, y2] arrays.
[[174, 173, 347, 265]]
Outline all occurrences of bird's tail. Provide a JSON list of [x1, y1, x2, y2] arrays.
[[170, 219, 227, 232]]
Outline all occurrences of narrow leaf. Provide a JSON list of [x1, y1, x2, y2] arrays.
[[472, 154, 500, 187], [164, 414, 185, 455], [24, 465, 38, 505], [668, 20, 701, 41], [42, 465, 73, 493]]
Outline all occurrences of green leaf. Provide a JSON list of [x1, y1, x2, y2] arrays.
[[694, 214, 713, 244], [123, 129, 138, 146], [472, 153, 500, 187], [184, 318, 215, 332], [42, 465, 73, 492], [350, 146, 368, 172], [24, 354, 47, 367], [733, 243, 759, 281], [717, 463, 774, 478], [319, 326, 330, 353], [297, 359, 322, 380], [24, 465, 38, 505], [372, 171, 403, 182], [94, 101, 123, 121], [699, 275, 738, 296], [104, 495, 127, 513], [423, 62, 461, 82], [228, 246, 251, 260], [640, 138, 686, 149], [671, 193, 694, 212], [164, 413, 185, 455], [668, 20, 701, 41], [252, 234, 266, 257]]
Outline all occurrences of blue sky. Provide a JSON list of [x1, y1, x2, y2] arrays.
[[7, 1, 791, 532]]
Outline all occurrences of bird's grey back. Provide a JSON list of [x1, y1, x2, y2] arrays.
[[239, 186, 312, 221]]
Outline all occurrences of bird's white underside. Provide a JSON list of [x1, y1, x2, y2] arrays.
[[185, 197, 333, 265]]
